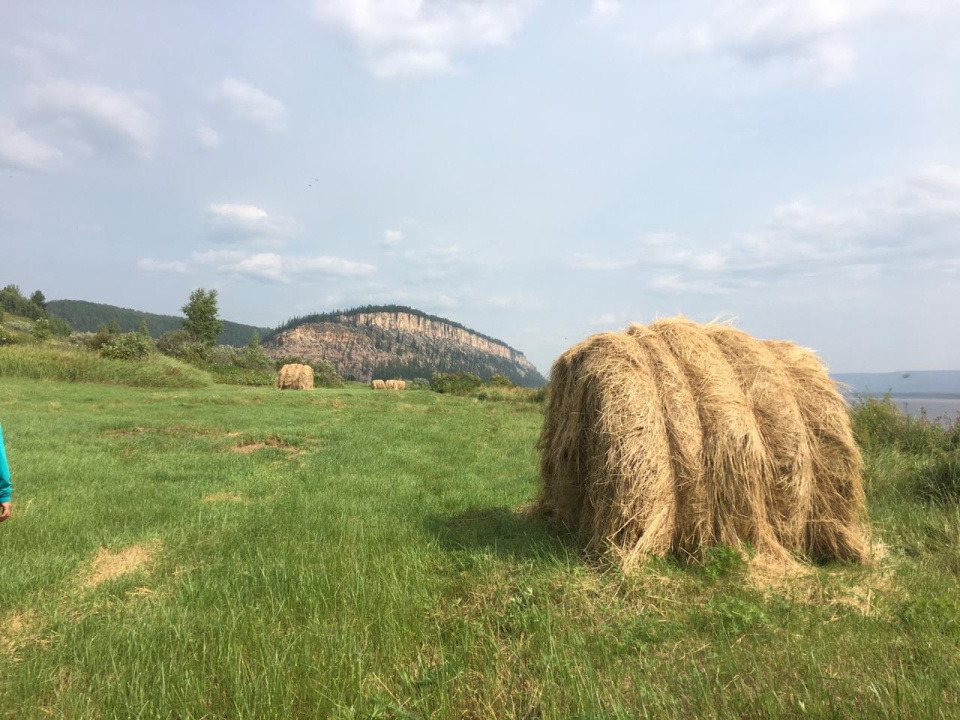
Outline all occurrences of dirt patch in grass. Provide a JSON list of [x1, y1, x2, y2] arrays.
[[84, 542, 159, 588], [231, 435, 302, 454], [0, 610, 45, 656], [202, 492, 250, 504]]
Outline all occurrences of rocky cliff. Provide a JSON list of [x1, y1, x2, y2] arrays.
[[264, 306, 545, 387]]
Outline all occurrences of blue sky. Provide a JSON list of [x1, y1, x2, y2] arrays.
[[1, 0, 958, 374]]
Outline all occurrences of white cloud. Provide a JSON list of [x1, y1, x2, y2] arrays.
[[143, 250, 376, 284], [196, 124, 221, 148], [657, 0, 955, 85], [382, 228, 403, 246], [312, 0, 538, 78], [0, 116, 62, 172], [211, 78, 287, 132], [212, 252, 376, 283], [137, 258, 192, 274], [205, 203, 298, 244], [25, 80, 158, 160], [647, 165, 960, 293], [6, 31, 77, 76]]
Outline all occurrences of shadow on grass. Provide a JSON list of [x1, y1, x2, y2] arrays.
[[425, 506, 577, 563]]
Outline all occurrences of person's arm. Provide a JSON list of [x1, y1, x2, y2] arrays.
[[0, 423, 11, 522]]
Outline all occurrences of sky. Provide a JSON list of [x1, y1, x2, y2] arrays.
[[1, 0, 959, 375]]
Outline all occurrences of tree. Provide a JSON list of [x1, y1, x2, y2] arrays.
[[30, 290, 47, 310], [181, 288, 224, 346], [138, 319, 150, 337]]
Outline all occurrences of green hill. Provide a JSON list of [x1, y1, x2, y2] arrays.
[[48, 299, 270, 347]]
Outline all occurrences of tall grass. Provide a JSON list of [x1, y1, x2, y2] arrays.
[[0, 344, 212, 388]]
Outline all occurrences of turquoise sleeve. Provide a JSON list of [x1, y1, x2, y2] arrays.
[[0, 423, 11, 502]]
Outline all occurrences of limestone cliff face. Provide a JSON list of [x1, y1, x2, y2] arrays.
[[265, 309, 544, 386]]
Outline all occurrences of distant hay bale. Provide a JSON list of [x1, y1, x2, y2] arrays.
[[383, 379, 406, 390], [372, 379, 386, 390], [395, 379, 406, 390], [537, 317, 868, 571], [275, 363, 314, 390]]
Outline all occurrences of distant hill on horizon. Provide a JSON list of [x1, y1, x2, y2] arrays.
[[265, 305, 546, 387], [833, 370, 960, 397], [47, 299, 270, 348]]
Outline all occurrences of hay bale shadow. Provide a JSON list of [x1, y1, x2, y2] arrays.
[[426, 507, 576, 562]]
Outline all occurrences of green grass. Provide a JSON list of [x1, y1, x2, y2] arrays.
[[0, 345, 212, 388], [1, 379, 959, 718]]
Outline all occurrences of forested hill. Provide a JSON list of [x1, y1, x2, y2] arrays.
[[47, 300, 270, 347], [265, 306, 546, 387]]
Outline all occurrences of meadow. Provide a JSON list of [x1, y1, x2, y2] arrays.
[[1, 376, 959, 719]]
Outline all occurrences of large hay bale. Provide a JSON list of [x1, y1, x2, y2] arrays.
[[383, 379, 405, 390], [371, 379, 386, 390], [275, 363, 314, 390], [537, 317, 867, 570]]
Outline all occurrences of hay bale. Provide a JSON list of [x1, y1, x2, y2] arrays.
[[383, 379, 405, 390], [537, 317, 868, 570], [371, 379, 386, 390], [395, 380, 406, 390], [275, 363, 314, 390]]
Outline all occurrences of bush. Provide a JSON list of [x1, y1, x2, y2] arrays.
[[0, 326, 12, 346], [851, 395, 959, 455], [487, 374, 513, 387], [156, 329, 209, 364], [81, 328, 115, 352], [32, 318, 52, 341], [99, 331, 154, 361], [236, 332, 273, 371], [431, 372, 483, 395], [407, 377, 431, 391]]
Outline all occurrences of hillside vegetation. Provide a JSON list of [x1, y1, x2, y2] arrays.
[[267, 305, 546, 387], [0, 381, 958, 718], [47, 299, 270, 347]]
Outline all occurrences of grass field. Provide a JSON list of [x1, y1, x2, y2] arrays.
[[1, 378, 959, 719]]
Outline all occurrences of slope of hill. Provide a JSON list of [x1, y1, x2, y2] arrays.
[[264, 305, 546, 387], [47, 300, 270, 347]]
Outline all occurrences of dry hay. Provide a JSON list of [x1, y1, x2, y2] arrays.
[[371, 379, 386, 390], [384, 379, 406, 390], [84, 542, 158, 588], [275, 363, 314, 390], [537, 316, 868, 571]]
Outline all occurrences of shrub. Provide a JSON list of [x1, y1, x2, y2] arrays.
[[156, 329, 209, 364], [0, 326, 11, 346], [487, 374, 513, 387], [99, 331, 154, 361], [311, 359, 341, 388], [431, 372, 482, 395], [82, 328, 114, 352], [208, 344, 240, 365], [851, 396, 959, 455], [236, 332, 273, 371], [32, 318, 52, 341], [407, 377, 431, 390]]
